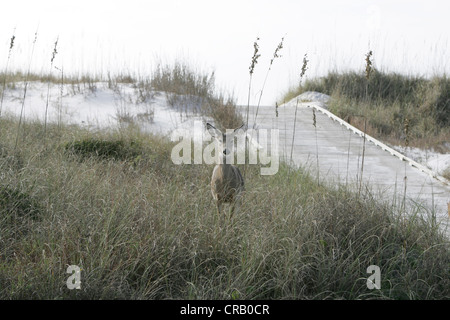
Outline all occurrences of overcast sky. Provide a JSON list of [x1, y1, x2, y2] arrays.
[[1, 0, 449, 105]]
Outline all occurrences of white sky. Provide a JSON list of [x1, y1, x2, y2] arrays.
[[1, 0, 449, 105]]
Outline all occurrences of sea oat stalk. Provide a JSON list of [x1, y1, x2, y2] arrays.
[[44, 37, 59, 144], [253, 36, 285, 126], [246, 37, 260, 129], [15, 29, 38, 151], [0, 31, 16, 118]]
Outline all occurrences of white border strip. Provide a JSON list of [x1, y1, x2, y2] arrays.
[[303, 103, 449, 186]]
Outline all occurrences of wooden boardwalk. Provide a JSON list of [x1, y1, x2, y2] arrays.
[[238, 101, 450, 236]]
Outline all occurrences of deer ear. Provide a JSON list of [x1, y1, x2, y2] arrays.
[[233, 123, 247, 135], [206, 123, 221, 138]]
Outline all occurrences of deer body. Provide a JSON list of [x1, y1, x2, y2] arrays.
[[207, 123, 245, 218]]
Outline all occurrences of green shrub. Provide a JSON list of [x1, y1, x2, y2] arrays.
[[64, 138, 143, 162], [0, 186, 40, 218]]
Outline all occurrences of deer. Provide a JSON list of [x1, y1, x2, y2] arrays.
[[206, 122, 246, 219]]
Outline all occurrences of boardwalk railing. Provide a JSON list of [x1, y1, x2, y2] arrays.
[[300, 102, 449, 187]]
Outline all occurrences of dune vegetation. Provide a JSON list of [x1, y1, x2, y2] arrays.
[[0, 35, 449, 299], [0, 101, 448, 299], [282, 70, 450, 154]]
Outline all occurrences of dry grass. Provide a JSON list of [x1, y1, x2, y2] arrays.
[[0, 61, 243, 131], [0, 115, 448, 300], [0, 39, 448, 300], [149, 61, 243, 130]]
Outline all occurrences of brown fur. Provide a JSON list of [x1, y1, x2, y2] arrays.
[[207, 123, 245, 218]]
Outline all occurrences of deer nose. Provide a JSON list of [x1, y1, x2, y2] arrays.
[[223, 149, 229, 155]]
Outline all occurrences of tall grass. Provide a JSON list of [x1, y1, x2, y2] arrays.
[[0, 31, 15, 118], [44, 37, 59, 145], [1, 34, 448, 300], [0, 61, 243, 132], [149, 60, 242, 130], [253, 36, 285, 125], [246, 36, 261, 130], [14, 30, 38, 151], [0, 116, 448, 299]]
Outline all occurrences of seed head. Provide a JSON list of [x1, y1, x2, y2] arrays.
[[249, 37, 260, 75], [9, 35, 15, 50], [365, 50, 373, 80], [313, 108, 316, 128], [51, 37, 59, 64], [270, 37, 284, 68], [300, 53, 309, 84]]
